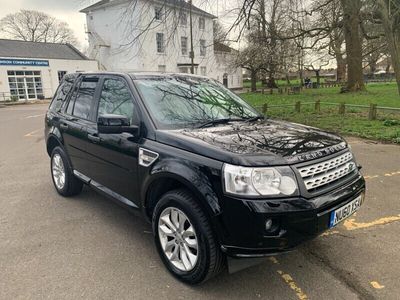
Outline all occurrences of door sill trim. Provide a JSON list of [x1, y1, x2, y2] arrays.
[[73, 170, 138, 209]]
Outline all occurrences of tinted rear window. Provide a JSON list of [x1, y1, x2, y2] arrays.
[[49, 75, 75, 112], [72, 77, 99, 120]]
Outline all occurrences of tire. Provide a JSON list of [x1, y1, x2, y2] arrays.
[[152, 189, 225, 284], [50, 146, 83, 197]]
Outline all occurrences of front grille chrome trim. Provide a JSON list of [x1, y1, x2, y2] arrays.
[[298, 152, 353, 178], [297, 151, 356, 191]]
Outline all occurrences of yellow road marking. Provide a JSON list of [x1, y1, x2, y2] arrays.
[[268, 257, 279, 264], [24, 129, 40, 137], [384, 171, 400, 177], [23, 114, 44, 119], [320, 230, 340, 237], [343, 214, 400, 231], [370, 281, 385, 289], [364, 171, 400, 180], [277, 270, 308, 300], [364, 175, 379, 180]]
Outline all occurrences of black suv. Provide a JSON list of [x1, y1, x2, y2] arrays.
[[45, 72, 365, 284]]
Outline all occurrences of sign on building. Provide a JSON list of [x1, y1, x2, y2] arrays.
[[0, 58, 50, 67]]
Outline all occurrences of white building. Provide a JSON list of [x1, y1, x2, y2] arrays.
[[0, 39, 98, 101], [80, 0, 243, 89]]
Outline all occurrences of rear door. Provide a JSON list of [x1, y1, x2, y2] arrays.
[[85, 75, 141, 204], [60, 75, 100, 173]]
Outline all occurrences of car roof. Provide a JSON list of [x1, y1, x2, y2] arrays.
[[70, 71, 210, 81]]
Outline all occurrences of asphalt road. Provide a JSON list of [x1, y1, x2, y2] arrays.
[[1, 104, 399, 300]]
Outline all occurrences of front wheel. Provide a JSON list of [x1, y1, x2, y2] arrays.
[[153, 189, 225, 284]]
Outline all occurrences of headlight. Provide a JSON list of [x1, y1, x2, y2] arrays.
[[223, 164, 298, 197]]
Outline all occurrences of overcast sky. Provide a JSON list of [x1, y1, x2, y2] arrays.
[[0, 0, 237, 51]]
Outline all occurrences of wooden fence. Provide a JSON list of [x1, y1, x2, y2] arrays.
[[246, 79, 396, 94], [257, 100, 400, 120]]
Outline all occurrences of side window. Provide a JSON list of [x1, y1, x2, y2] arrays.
[[49, 76, 74, 112], [72, 77, 99, 120], [98, 78, 135, 124]]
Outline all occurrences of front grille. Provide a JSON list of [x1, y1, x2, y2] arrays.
[[297, 152, 356, 192]]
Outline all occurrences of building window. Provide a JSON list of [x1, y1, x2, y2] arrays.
[[181, 37, 188, 55], [178, 67, 189, 74], [58, 71, 67, 83], [199, 17, 205, 30], [200, 66, 206, 76], [180, 12, 187, 26], [158, 65, 166, 72], [200, 39, 206, 56], [7, 70, 43, 100], [156, 33, 165, 53], [155, 7, 163, 20]]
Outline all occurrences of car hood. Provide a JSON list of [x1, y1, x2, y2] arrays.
[[155, 119, 347, 166]]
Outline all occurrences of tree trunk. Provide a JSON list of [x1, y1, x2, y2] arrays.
[[340, 0, 365, 92], [299, 70, 304, 86], [267, 75, 278, 89], [336, 55, 347, 82], [370, 61, 377, 75], [251, 69, 257, 92], [286, 73, 291, 85], [316, 70, 321, 85], [377, 0, 400, 96], [386, 62, 391, 74]]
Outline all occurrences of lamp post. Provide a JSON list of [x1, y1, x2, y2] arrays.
[[189, 0, 195, 74]]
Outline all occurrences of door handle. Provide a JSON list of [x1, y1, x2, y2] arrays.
[[88, 133, 101, 143], [60, 123, 68, 130]]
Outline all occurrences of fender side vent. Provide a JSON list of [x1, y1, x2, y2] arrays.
[[139, 148, 159, 167]]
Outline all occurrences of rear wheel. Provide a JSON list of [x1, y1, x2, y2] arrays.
[[153, 189, 225, 284], [50, 146, 83, 197]]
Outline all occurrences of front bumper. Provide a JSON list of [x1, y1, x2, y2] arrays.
[[217, 173, 366, 258]]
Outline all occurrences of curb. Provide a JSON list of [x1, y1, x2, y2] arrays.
[[0, 100, 51, 107]]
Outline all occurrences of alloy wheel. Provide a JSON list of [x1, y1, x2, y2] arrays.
[[52, 153, 66, 190], [158, 207, 199, 272]]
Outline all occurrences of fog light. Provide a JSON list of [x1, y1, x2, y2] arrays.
[[265, 219, 273, 231]]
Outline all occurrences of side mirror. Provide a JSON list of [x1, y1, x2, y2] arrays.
[[97, 114, 139, 135]]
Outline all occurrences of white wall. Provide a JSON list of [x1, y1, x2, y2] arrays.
[[0, 58, 98, 101], [87, 0, 214, 72], [212, 51, 243, 89], [85, 0, 243, 88]]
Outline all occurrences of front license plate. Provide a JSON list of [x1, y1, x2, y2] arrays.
[[329, 195, 363, 228]]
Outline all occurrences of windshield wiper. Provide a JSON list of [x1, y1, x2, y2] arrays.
[[196, 118, 237, 129], [245, 115, 265, 122]]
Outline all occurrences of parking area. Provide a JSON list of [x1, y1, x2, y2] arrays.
[[0, 104, 399, 300]]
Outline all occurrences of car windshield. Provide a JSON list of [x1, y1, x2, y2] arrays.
[[134, 76, 260, 129]]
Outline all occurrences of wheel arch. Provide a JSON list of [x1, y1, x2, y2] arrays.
[[46, 134, 63, 157], [46, 125, 65, 156], [142, 170, 221, 223]]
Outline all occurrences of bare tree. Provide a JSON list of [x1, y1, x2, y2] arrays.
[[305, 52, 331, 85], [339, 0, 365, 91], [228, 0, 368, 92], [374, 0, 400, 95], [233, 43, 266, 92], [213, 20, 227, 44], [0, 10, 78, 45], [254, 0, 287, 88]]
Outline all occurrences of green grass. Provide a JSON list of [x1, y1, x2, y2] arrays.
[[241, 83, 400, 144]]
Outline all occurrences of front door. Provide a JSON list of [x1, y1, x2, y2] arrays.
[[85, 76, 140, 204], [223, 73, 228, 88]]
